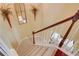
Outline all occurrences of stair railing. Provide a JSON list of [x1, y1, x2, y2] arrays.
[[32, 10, 79, 55]]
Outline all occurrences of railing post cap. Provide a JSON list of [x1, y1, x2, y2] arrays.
[[72, 10, 79, 22]]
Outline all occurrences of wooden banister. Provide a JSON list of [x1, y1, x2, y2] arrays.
[[58, 10, 79, 47], [32, 10, 79, 48], [33, 16, 74, 34], [32, 16, 74, 44], [59, 21, 75, 47]]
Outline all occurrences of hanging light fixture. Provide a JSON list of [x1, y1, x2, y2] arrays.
[[31, 5, 38, 20], [0, 4, 12, 28]]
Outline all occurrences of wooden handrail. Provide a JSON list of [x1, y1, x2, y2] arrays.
[[32, 16, 74, 44], [58, 21, 75, 47], [33, 16, 74, 34], [32, 10, 79, 46], [58, 10, 79, 47]]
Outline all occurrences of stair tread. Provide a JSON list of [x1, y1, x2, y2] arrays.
[[22, 45, 37, 56], [30, 46, 43, 56], [35, 47, 48, 56], [17, 43, 56, 56], [43, 47, 55, 56], [26, 46, 40, 56]]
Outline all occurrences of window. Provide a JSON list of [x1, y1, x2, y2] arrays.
[[14, 3, 27, 24]]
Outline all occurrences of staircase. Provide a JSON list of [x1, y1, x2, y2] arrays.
[[15, 32, 76, 56], [15, 30, 79, 56], [15, 10, 79, 56], [16, 40, 56, 56]]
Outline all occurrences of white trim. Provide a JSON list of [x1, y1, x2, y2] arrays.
[[0, 38, 18, 56], [0, 38, 16, 56], [0, 38, 12, 55]]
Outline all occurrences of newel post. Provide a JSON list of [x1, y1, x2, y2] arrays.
[[32, 31, 35, 44]]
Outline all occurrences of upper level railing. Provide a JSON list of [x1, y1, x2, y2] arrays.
[[32, 10, 79, 48]]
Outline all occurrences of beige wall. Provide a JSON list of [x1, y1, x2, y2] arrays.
[[0, 3, 79, 49], [0, 3, 43, 49], [39, 4, 79, 43]]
